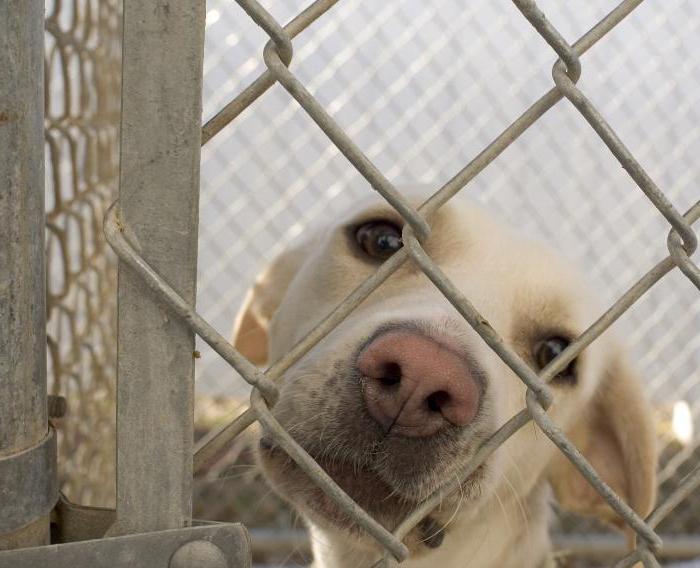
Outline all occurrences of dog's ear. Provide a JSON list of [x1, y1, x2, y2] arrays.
[[232, 244, 307, 366], [548, 349, 657, 530]]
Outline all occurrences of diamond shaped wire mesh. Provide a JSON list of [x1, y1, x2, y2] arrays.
[[42, 0, 700, 564], [99, 0, 700, 565], [44, 0, 121, 508]]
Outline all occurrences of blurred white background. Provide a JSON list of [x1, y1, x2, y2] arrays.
[[195, 0, 700, 486]]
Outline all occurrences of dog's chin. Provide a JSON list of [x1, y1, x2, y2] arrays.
[[257, 438, 487, 537]]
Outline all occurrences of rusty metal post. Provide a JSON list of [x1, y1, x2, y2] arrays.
[[108, 1, 206, 535], [0, 0, 56, 550]]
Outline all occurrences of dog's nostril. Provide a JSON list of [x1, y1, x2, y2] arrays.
[[378, 362, 402, 387], [426, 390, 450, 413]]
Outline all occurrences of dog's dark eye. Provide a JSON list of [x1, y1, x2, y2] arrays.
[[356, 221, 403, 260], [535, 337, 577, 386]]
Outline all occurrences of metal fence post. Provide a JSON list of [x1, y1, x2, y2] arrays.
[[108, 1, 206, 535], [0, 0, 56, 550]]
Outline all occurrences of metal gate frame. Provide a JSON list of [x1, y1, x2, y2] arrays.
[[1, 0, 700, 567]]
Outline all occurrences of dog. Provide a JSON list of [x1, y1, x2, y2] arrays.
[[232, 196, 657, 568]]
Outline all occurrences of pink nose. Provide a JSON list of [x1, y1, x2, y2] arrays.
[[358, 331, 480, 438]]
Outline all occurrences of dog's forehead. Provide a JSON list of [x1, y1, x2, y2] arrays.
[[313, 196, 596, 321], [332, 194, 416, 225], [325, 197, 560, 259], [322, 194, 483, 235]]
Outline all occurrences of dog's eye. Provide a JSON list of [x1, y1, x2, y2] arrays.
[[356, 221, 403, 260], [535, 337, 577, 386]]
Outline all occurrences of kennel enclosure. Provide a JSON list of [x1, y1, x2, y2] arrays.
[[1, 0, 700, 567]]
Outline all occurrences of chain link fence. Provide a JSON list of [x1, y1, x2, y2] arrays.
[[44, 0, 121, 508], [193, 0, 700, 551], [197, 0, 700, 411], [41, 0, 700, 565]]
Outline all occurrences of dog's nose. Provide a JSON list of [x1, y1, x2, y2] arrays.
[[358, 331, 480, 437]]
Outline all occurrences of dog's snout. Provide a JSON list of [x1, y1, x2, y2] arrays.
[[358, 331, 480, 437]]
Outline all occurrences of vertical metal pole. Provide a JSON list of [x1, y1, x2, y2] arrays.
[[0, 0, 54, 550], [109, 1, 206, 534]]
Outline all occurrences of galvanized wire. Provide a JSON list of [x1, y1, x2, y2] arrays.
[[103, 0, 700, 565]]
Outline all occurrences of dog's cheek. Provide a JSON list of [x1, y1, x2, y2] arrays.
[[254, 438, 296, 502], [274, 373, 327, 425], [255, 439, 327, 516]]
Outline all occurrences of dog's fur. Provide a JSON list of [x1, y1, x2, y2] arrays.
[[232, 197, 657, 568]]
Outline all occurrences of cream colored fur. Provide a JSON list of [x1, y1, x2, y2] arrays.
[[233, 196, 657, 568]]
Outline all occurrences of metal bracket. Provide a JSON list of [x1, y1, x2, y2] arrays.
[[0, 523, 250, 568], [0, 428, 57, 533], [50, 494, 116, 543]]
